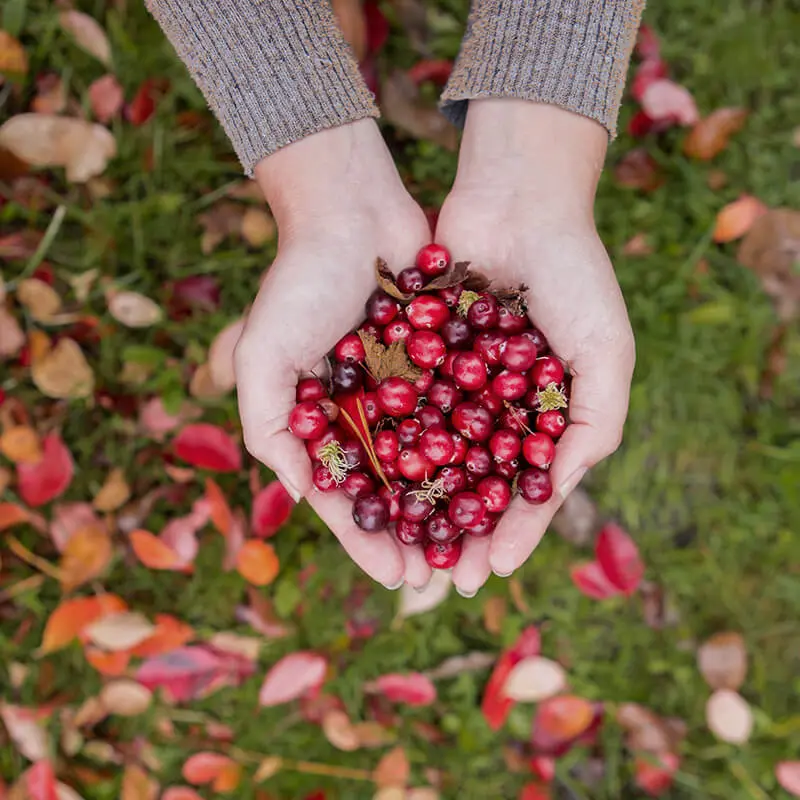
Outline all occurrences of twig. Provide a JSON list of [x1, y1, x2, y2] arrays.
[[0, 574, 45, 602], [6, 535, 63, 580], [229, 747, 372, 781]]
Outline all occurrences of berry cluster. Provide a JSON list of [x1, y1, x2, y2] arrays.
[[288, 244, 570, 570]]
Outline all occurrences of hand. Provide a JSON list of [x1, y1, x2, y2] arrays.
[[436, 100, 635, 595], [235, 120, 433, 590]]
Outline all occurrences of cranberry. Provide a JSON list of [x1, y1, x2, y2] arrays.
[[524, 327, 549, 353], [397, 417, 423, 446], [465, 445, 493, 477], [531, 356, 565, 388], [466, 513, 498, 538], [343, 471, 375, 499], [492, 370, 528, 401], [439, 465, 467, 495], [451, 402, 493, 441], [377, 377, 418, 416], [489, 429, 522, 462], [518, 468, 553, 505], [399, 489, 435, 522], [497, 306, 529, 334], [362, 392, 383, 425], [419, 428, 455, 466], [415, 242, 450, 276], [366, 290, 399, 326], [331, 362, 363, 393], [424, 537, 463, 569], [340, 439, 365, 469], [396, 518, 426, 545], [522, 432, 555, 468], [413, 368, 434, 393], [381, 460, 401, 480], [493, 459, 519, 482], [334, 333, 366, 363], [353, 493, 390, 531], [476, 476, 511, 513], [536, 410, 567, 439], [416, 405, 446, 430], [360, 321, 382, 340], [306, 427, 342, 460], [378, 482, 404, 521], [438, 285, 463, 307], [374, 430, 400, 462], [439, 351, 458, 379], [383, 319, 413, 345], [398, 448, 435, 481], [466, 294, 500, 330], [500, 334, 538, 372], [453, 351, 488, 391], [441, 318, 473, 349], [450, 433, 468, 464], [312, 463, 338, 492], [499, 406, 529, 434], [406, 295, 450, 330], [426, 510, 461, 543], [448, 491, 487, 529], [364, 373, 379, 391], [407, 330, 446, 369], [473, 331, 507, 367], [427, 379, 463, 414], [296, 377, 327, 402], [470, 385, 503, 416], [289, 401, 329, 439], [397, 266, 428, 294]]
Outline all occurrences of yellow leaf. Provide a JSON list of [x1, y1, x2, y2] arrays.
[[107, 290, 163, 328], [373, 746, 410, 789], [31, 337, 95, 399], [0, 31, 28, 75], [240, 207, 276, 247], [28, 329, 52, 363], [59, 525, 112, 591], [121, 763, 158, 800], [0, 425, 42, 464], [16, 278, 62, 322], [93, 467, 130, 512]]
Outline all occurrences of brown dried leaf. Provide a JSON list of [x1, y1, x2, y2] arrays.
[[31, 337, 95, 399], [107, 290, 163, 328], [121, 763, 158, 800], [424, 261, 471, 290], [492, 284, 529, 315], [198, 201, 245, 254], [190, 362, 228, 399], [684, 107, 748, 160], [17, 278, 62, 322], [622, 233, 653, 257], [375, 258, 412, 301], [0, 31, 29, 75], [482, 596, 506, 635], [93, 467, 131, 512], [373, 746, 410, 789], [614, 148, 664, 192], [352, 721, 396, 749], [358, 330, 422, 382], [697, 631, 747, 690], [461, 269, 492, 293]]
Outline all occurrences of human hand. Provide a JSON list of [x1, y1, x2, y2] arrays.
[[235, 120, 433, 590], [435, 100, 636, 595]]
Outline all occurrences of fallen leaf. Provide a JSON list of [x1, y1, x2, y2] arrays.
[[235, 589, 291, 639], [616, 703, 685, 754], [99, 680, 152, 717], [131, 613, 194, 657], [482, 596, 506, 635], [397, 566, 451, 618], [127, 78, 163, 126], [502, 657, 567, 703], [59, 11, 112, 66], [776, 762, 800, 797], [208, 632, 261, 661], [41, 594, 127, 653], [173, 423, 242, 472], [197, 201, 245, 254], [352, 721, 396, 749], [713, 195, 768, 243], [0, 425, 42, 464], [259, 651, 328, 706], [697, 631, 747, 690], [89, 74, 124, 123], [595, 522, 644, 595], [0, 703, 48, 761], [614, 149, 663, 192], [519, 783, 551, 800], [0, 31, 28, 75], [20, 760, 58, 800], [168, 275, 222, 316], [51, 505, 99, 552], [204, 478, 233, 536], [253, 756, 283, 782], [570, 561, 622, 600], [236, 539, 280, 586], [358, 330, 422, 382], [423, 651, 496, 681], [16, 278, 62, 322], [684, 107, 748, 160], [92, 468, 131, 512], [0, 502, 31, 531], [85, 612, 155, 651], [240, 207, 276, 247], [705, 689, 752, 744], [59, 525, 112, 591], [407, 789, 440, 800], [530, 695, 596, 756], [640, 79, 699, 126], [634, 753, 680, 798], [31, 73, 67, 115], [371, 673, 436, 706], [322, 709, 360, 751], [373, 747, 410, 789], [206, 317, 245, 392], [161, 789, 204, 800], [121, 764, 158, 800], [161, 501, 209, 564], [129, 529, 191, 572], [138, 397, 200, 439], [251, 481, 294, 538], [85, 647, 130, 677], [0, 306, 25, 357], [17, 432, 74, 506], [107, 290, 163, 328], [56, 782, 84, 800], [31, 338, 95, 399], [182, 752, 241, 792]]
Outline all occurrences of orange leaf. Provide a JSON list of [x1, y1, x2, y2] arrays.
[[85, 646, 131, 676], [129, 529, 191, 572], [684, 107, 748, 160], [0, 425, 42, 464], [213, 763, 241, 793], [183, 753, 240, 791], [0, 502, 30, 531], [713, 195, 768, 243], [130, 614, 194, 657], [205, 478, 232, 536], [236, 540, 279, 586], [59, 525, 112, 591], [40, 594, 127, 653]]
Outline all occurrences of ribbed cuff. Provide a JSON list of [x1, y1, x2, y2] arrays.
[[440, 0, 645, 138], [146, 0, 379, 175]]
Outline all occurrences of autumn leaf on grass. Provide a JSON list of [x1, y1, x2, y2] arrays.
[[531, 696, 599, 756], [31, 338, 95, 399], [640, 79, 699, 126], [570, 561, 622, 600], [368, 673, 436, 706], [121, 764, 159, 800], [16, 278, 62, 322], [207, 317, 245, 392], [16, 432, 74, 506], [130, 529, 193, 572], [107, 290, 163, 328], [17, 760, 58, 800], [89, 74, 124, 123], [59, 10, 112, 66], [93, 467, 131, 512], [358, 330, 421, 382], [236, 539, 279, 586], [634, 752, 680, 797], [139, 397, 201, 439], [161, 789, 204, 800], [130, 613, 195, 657], [183, 752, 241, 793], [259, 651, 328, 706], [251, 480, 294, 537], [501, 657, 567, 703], [684, 107, 748, 160], [373, 746, 410, 789], [0, 703, 49, 761], [85, 612, 155, 651], [0, 502, 32, 531], [713, 195, 767, 243], [173, 423, 242, 472], [0, 425, 42, 463], [777, 763, 800, 797], [85, 647, 130, 677], [0, 31, 29, 75], [595, 522, 644, 595], [59, 524, 112, 591], [697, 632, 747, 690], [40, 594, 127, 653], [205, 478, 233, 536], [705, 689, 752, 744], [0, 305, 25, 357]]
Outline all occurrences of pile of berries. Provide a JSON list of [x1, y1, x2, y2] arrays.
[[287, 244, 570, 570]]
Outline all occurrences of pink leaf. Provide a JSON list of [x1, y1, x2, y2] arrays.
[[373, 672, 437, 706], [139, 397, 200, 438], [160, 500, 210, 564], [162, 789, 205, 800], [641, 79, 699, 126], [173, 423, 241, 472], [570, 561, 623, 600], [88, 74, 124, 123], [777, 762, 800, 797], [222, 510, 245, 571], [259, 651, 328, 707], [635, 24, 661, 61], [49, 502, 99, 551], [25, 760, 58, 800], [595, 523, 645, 595], [634, 752, 680, 797], [520, 783, 551, 800], [251, 481, 295, 538], [169, 275, 221, 313], [17, 433, 74, 506], [631, 58, 668, 103], [0, 704, 48, 761]]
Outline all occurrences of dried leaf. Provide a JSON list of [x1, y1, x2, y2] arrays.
[[322, 709, 360, 751], [423, 651, 495, 680], [0, 704, 48, 761], [236, 540, 280, 586], [0, 425, 42, 464], [198, 201, 244, 254], [614, 149, 663, 192], [375, 258, 412, 301], [85, 647, 130, 677], [139, 397, 200, 439], [131, 613, 194, 658], [31, 73, 67, 115], [121, 765, 158, 800], [491, 284, 529, 315], [634, 753, 680, 797], [684, 107, 748, 160], [622, 233, 654, 257], [397, 569, 451, 618], [99, 680, 152, 717], [107, 290, 163, 328], [59, 525, 112, 591], [40, 594, 127, 653], [31, 338, 95, 399], [93, 467, 130, 512], [424, 260, 471, 291], [697, 632, 747, 690], [373, 747, 410, 789], [259, 651, 327, 706], [85, 612, 155, 651], [182, 753, 241, 792], [17, 432, 74, 506], [502, 657, 567, 703], [0, 306, 25, 357], [358, 330, 421, 382], [17, 278, 62, 322], [713, 195, 767, 243], [253, 756, 283, 782], [208, 317, 245, 392], [240, 207, 276, 247], [208, 632, 261, 662], [705, 689, 752, 744], [482, 596, 506, 635], [0, 31, 28, 74], [0, 502, 32, 531], [89, 74, 124, 123], [59, 11, 112, 67]]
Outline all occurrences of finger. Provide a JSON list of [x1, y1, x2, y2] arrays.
[[452, 533, 492, 597], [305, 488, 405, 589], [399, 543, 433, 590]]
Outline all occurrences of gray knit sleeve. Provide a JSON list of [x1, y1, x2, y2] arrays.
[[145, 0, 379, 175], [440, 0, 646, 137]]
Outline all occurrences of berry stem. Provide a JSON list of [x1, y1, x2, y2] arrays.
[[502, 400, 535, 436], [457, 290, 481, 317], [317, 441, 349, 484], [409, 476, 448, 504], [337, 401, 392, 491]]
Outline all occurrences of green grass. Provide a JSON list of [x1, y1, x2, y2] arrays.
[[1, 0, 799, 798]]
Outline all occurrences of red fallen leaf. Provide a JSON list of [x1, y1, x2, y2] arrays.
[[631, 58, 668, 104], [205, 478, 233, 537], [529, 756, 556, 783], [167, 275, 221, 319], [712, 194, 768, 243], [372, 672, 436, 706], [17, 432, 74, 506], [0, 230, 43, 259], [299, 692, 347, 724], [628, 110, 674, 138], [259, 651, 328, 706], [130, 613, 195, 657], [304, 793, 327, 800], [251, 481, 294, 538], [520, 782, 551, 800], [530, 695, 596, 756], [641, 79, 699, 127], [0, 502, 30, 531], [173, 423, 242, 472], [364, 0, 389, 55], [570, 561, 622, 600], [183, 752, 241, 791], [408, 59, 453, 86], [635, 24, 661, 61], [595, 522, 644, 595], [162, 789, 204, 800], [88, 74, 124, 123], [41, 594, 127, 652], [776, 762, 800, 797], [481, 625, 540, 730], [32, 263, 55, 285], [24, 760, 58, 800], [127, 78, 166, 125], [634, 752, 680, 797]]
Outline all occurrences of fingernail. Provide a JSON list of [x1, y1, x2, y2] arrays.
[[493, 569, 514, 578], [383, 579, 404, 591], [275, 471, 302, 503], [413, 580, 432, 594], [456, 587, 477, 599], [559, 467, 587, 500]]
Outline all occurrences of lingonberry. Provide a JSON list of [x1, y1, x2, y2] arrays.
[[331, 361, 363, 393], [470, 385, 503, 416], [407, 330, 446, 369], [340, 439, 365, 469], [416, 404, 446, 430], [362, 392, 383, 425], [451, 401, 494, 441], [441, 317, 473, 349], [427, 379, 463, 413], [497, 306, 529, 334], [396, 518, 426, 545], [396, 266, 428, 294], [522, 432, 556, 468], [439, 351, 458, 379], [378, 482, 404, 521], [289, 401, 329, 439], [415, 242, 450, 276], [397, 417, 423, 446], [413, 368, 434, 393], [531, 355, 565, 388], [450, 433, 468, 464], [374, 429, 400, 462], [406, 295, 450, 330], [448, 491, 487, 529], [476, 476, 511, 513], [334, 332, 366, 363], [312, 463, 338, 492], [398, 448, 435, 482], [523, 327, 549, 353], [365, 289, 399, 326], [381, 460, 401, 481], [296, 377, 327, 402], [499, 406, 529, 434], [518, 468, 553, 505], [438, 285, 463, 307], [419, 427, 456, 465], [466, 512, 499, 538], [466, 293, 500, 330], [343, 471, 375, 500], [473, 331, 507, 366], [493, 459, 519, 482], [465, 444, 493, 478], [453, 351, 488, 391], [489, 429, 522, 462], [500, 334, 538, 372], [377, 377, 418, 416], [399, 489, 435, 522], [306, 427, 342, 461], [353, 493, 390, 531], [439, 465, 467, 495], [425, 537, 463, 569], [383, 319, 413, 345], [426, 510, 461, 543], [536, 410, 567, 439], [492, 370, 528, 401]]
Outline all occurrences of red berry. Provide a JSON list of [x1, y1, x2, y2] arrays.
[[396, 266, 428, 294], [362, 392, 383, 425], [353, 493, 390, 531], [334, 333, 366, 363], [536, 410, 567, 439], [413, 368, 434, 393], [497, 306, 529, 334], [343, 471, 375, 499], [306, 427, 342, 460], [312, 463, 338, 492], [381, 460, 401, 480], [465, 445, 493, 477], [426, 510, 461, 543], [424, 537, 463, 569], [439, 465, 467, 495], [378, 482, 404, 521], [415, 243, 450, 276], [500, 334, 538, 372], [406, 295, 450, 330], [470, 385, 503, 416], [398, 448, 435, 481], [17, 345, 31, 367], [451, 401, 493, 441], [448, 491, 487, 529], [397, 417, 423, 446], [383, 319, 413, 345], [489, 430, 522, 462], [360, 321, 382, 340], [407, 330, 446, 369], [438, 285, 463, 307], [452, 351, 488, 391], [441, 318, 473, 349], [531, 356, 565, 388], [466, 294, 499, 330], [522, 432, 555, 468], [466, 513, 499, 538], [492, 370, 528, 401], [427, 379, 463, 414], [331, 362, 363, 393], [396, 518, 426, 545], [439, 351, 458, 379], [518, 468, 553, 505], [450, 433, 468, 464], [524, 327, 549, 352], [289, 401, 329, 439], [374, 430, 400, 462], [399, 489, 435, 522], [377, 377, 418, 416], [416, 405, 446, 430], [473, 331, 507, 366], [476, 476, 511, 513], [366, 290, 399, 325], [419, 427, 455, 466], [499, 406, 529, 434], [341, 439, 366, 469], [493, 459, 519, 482], [296, 377, 327, 402]]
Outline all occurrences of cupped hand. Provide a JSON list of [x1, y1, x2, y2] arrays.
[[436, 100, 636, 595], [234, 120, 433, 590]]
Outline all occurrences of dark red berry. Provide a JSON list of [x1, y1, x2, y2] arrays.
[[378, 482, 404, 521], [406, 295, 449, 330], [398, 448, 435, 482], [407, 330, 446, 369], [296, 377, 327, 402], [366, 290, 399, 326], [476, 476, 511, 513], [518, 468, 553, 505], [438, 285, 463, 308], [523, 327, 549, 353], [439, 465, 467, 495], [536, 410, 567, 439], [451, 401, 493, 441], [381, 460, 401, 481], [493, 459, 519, 482], [289, 401, 329, 439], [360, 321, 382, 340], [473, 331, 507, 366], [383, 319, 413, 345], [441, 318, 473, 349], [416, 405, 446, 430], [415, 243, 450, 276], [466, 294, 500, 330], [353, 493, 390, 531], [450, 433, 468, 464], [397, 417, 423, 446], [522, 432, 556, 468], [396, 518, 426, 545], [465, 445, 493, 477], [419, 427, 455, 466], [374, 430, 400, 462], [312, 463, 338, 492], [492, 370, 528, 401], [306, 427, 342, 461], [340, 438, 365, 469], [439, 351, 458, 379], [399, 489, 435, 522], [453, 351, 488, 391], [531, 356, 565, 388], [396, 266, 428, 294], [470, 386, 503, 416], [497, 306, 529, 334], [334, 333, 366, 363], [448, 491, 487, 529], [377, 377, 418, 416], [413, 368, 434, 393], [427, 379, 463, 414], [343, 471, 375, 499], [362, 392, 383, 425], [500, 334, 538, 372], [426, 510, 461, 543], [499, 406, 529, 434], [424, 537, 463, 569], [489, 429, 522, 462], [331, 361, 363, 393], [466, 513, 499, 538]]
